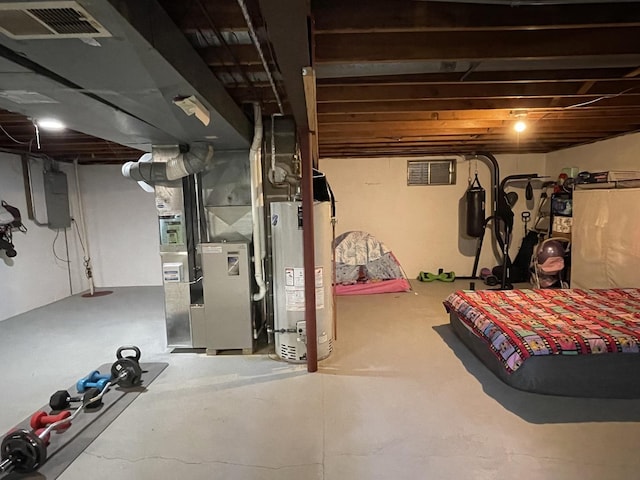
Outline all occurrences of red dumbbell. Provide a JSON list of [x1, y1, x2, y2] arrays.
[[30, 410, 71, 432]]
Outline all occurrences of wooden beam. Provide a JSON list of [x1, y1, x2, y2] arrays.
[[318, 108, 640, 124], [314, 28, 640, 63], [312, 0, 640, 33], [316, 95, 640, 113], [258, 0, 312, 127], [577, 81, 596, 95], [624, 66, 640, 78], [316, 68, 637, 86], [317, 80, 640, 102]]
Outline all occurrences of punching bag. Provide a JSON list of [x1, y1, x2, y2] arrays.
[[465, 174, 485, 238]]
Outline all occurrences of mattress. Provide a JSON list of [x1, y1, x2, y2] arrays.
[[444, 288, 640, 398]]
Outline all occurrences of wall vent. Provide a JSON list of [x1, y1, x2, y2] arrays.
[[407, 159, 456, 186], [0, 2, 111, 39]]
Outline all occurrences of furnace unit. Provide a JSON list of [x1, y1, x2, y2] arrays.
[[200, 240, 254, 354]]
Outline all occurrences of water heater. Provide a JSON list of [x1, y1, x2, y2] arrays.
[[271, 201, 333, 362]]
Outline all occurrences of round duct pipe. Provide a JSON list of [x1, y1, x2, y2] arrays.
[[121, 143, 214, 184]]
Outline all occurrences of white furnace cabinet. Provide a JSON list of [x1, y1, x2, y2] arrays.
[[572, 187, 640, 289], [200, 241, 254, 353], [271, 201, 334, 363]]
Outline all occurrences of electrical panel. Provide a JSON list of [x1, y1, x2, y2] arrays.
[[43, 169, 71, 229]]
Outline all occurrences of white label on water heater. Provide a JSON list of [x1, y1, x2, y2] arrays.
[[285, 289, 305, 311], [285, 268, 294, 286], [284, 267, 325, 311]]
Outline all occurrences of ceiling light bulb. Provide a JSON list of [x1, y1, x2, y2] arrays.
[[37, 118, 66, 131], [514, 120, 527, 133]]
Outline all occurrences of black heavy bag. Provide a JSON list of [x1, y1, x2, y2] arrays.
[[465, 174, 485, 238]]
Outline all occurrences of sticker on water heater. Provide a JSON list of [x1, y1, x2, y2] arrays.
[[316, 287, 324, 309], [285, 288, 305, 311], [294, 268, 305, 287], [285, 268, 294, 286], [315, 267, 323, 288]]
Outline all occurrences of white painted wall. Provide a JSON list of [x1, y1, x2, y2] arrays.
[[1, 156, 161, 321], [0, 153, 84, 320], [79, 165, 161, 288], [320, 153, 547, 278], [546, 132, 640, 174]]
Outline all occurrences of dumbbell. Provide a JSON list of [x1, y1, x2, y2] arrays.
[[49, 390, 81, 411], [76, 371, 111, 393], [50, 386, 105, 411], [30, 410, 71, 432], [480, 267, 499, 286]]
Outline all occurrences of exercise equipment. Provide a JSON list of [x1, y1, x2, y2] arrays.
[[521, 211, 531, 236], [49, 388, 102, 411], [49, 390, 81, 411], [467, 152, 544, 290], [0, 200, 26, 258], [479, 268, 498, 286], [0, 387, 106, 474], [30, 411, 72, 431], [0, 430, 48, 474], [82, 388, 103, 410], [76, 371, 111, 393], [116, 345, 141, 363], [465, 174, 485, 238], [111, 345, 143, 388], [0, 345, 145, 475]]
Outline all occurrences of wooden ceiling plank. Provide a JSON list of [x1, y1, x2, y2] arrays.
[[316, 95, 640, 114], [576, 81, 597, 95], [624, 66, 640, 78], [314, 28, 640, 63], [317, 80, 640, 102], [312, 0, 640, 33], [318, 108, 640, 124], [316, 68, 636, 86]]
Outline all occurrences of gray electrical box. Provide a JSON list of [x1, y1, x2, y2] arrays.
[[43, 169, 71, 229]]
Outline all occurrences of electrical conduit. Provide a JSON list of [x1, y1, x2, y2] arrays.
[[250, 103, 267, 302], [74, 159, 95, 296]]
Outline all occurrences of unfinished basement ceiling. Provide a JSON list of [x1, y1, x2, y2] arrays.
[[1, 0, 640, 162]]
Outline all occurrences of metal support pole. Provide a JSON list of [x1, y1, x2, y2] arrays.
[[300, 130, 317, 373]]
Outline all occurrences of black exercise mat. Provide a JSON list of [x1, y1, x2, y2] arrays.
[[2, 362, 168, 479]]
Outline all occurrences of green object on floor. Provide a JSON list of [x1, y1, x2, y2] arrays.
[[417, 271, 438, 282], [437, 271, 456, 282]]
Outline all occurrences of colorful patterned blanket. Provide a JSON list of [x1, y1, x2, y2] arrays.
[[444, 289, 640, 373]]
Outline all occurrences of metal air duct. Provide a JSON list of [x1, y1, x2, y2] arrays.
[[122, 143, 214, 184]]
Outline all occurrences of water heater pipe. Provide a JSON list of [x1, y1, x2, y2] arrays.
[[250, 103, 267, 301]]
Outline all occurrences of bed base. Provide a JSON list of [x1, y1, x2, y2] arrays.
[[450, 312, 640, 399]]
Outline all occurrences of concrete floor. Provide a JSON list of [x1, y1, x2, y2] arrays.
[[1, 281, 640, 479]]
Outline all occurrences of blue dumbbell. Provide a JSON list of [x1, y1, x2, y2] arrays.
[[76, 370, 111, 393]]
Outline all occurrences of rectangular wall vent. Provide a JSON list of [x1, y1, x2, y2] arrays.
[[0, 2, 111, 39], [407, 159, 456, 186]]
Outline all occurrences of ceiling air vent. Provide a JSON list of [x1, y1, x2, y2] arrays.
[[0, 2, 110, 39]]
